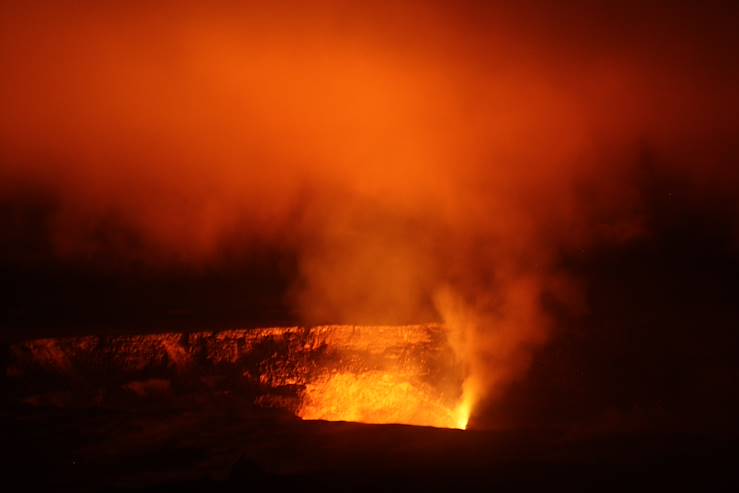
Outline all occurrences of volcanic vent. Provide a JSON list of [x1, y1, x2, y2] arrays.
[[7, 325, 470, 429]]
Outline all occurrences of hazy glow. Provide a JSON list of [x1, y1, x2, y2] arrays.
[[299, 371, 469, 430], [1, 2, 737, 429]]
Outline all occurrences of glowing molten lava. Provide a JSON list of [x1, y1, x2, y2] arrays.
[[295, 325, 470, 429], [299, 371, 469, 430]]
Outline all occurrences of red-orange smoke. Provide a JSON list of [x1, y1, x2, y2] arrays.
[[1, 2, 737, 426]]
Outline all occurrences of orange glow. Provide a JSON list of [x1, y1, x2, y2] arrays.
[[2, 3, 737, 431], [295, 325, 472, 429], [299, 371, 469, 430]]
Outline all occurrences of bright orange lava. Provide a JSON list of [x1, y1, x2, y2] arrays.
[[298, 371, 469, 430]]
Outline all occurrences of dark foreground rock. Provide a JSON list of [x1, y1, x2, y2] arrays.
[[5, 404, 739, 491]]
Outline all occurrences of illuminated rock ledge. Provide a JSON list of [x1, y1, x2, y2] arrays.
[[7, 325, 468, 429]]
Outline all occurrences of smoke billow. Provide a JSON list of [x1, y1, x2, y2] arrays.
[[1, 2, 737, 426]]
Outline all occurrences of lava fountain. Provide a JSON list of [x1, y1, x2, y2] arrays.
[[7, 325, 472, 430]]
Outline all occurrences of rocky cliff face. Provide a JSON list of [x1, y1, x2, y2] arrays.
[[6, 325, 465, 426]]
